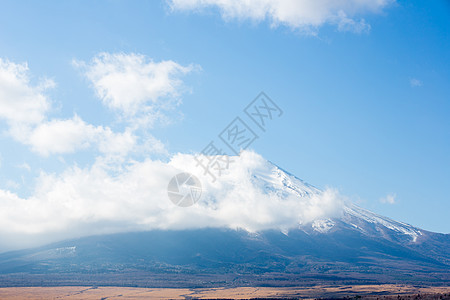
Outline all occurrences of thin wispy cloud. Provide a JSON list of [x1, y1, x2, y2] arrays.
[[17, 162, 31, 172], [169, 0, 394, 35], [410, 78, 423, 87], [380, 193, 396, 204]]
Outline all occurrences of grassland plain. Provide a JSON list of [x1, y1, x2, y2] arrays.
[[0, 284, 449, 299]]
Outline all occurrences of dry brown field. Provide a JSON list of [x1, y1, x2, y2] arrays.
[[0, 284, 448, 299]]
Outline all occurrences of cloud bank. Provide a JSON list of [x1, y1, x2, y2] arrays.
[[169, 0, 394, 34], [0, 150, 344, 251]]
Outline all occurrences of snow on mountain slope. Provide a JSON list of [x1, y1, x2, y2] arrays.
[[252, 163, 321, 198], [250, 159, 423, 243], [312, 219, 336, 233], [342, 203, 423, 242]]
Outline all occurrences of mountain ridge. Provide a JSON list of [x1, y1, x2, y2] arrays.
[[0, 159, 448, 287]]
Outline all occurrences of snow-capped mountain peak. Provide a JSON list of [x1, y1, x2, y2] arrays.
[[252, 160, 423, 243]]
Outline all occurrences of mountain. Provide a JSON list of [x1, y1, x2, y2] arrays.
[[0, 161, 448, 287]]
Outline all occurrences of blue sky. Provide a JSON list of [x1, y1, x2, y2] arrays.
[[0, 0, 449, 247]]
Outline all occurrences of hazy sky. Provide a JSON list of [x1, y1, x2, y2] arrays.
[[0, 0, 449, 251]]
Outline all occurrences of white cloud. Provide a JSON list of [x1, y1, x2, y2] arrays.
[[0, 150, 344, 251], [135, 134, 168, 156], [169, 0, 394, 34], [97, 127, 138, 157], [380, 193, 396, 204], [8, 114, 137, 157], [74, 53, 197, 126], [0, 56, 170, 159], [336, 11, 371, 34], [26, 116, 100, 156], [410, 78, 423, 87], [0, 58, 53, 125]]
